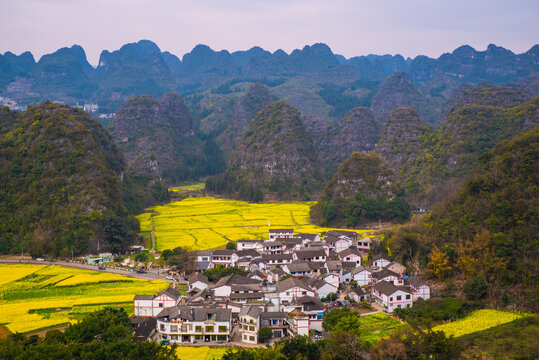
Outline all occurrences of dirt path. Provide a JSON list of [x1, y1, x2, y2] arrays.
[[0, 325, 10, 339]]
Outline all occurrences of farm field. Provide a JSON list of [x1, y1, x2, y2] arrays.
[[432, 309, 531, 338], [138, 196, 371, 251], [0, 264, 169, 334], [170, 183, 206, 192], [176, 346, 230, 360], [357, 313, 408, 344]]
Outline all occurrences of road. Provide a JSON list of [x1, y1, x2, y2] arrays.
[[0, 259, 187, 284]]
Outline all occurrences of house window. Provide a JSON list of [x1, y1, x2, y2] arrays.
[[195, 326, 202, 333], [181, 325, 187, 332], [159, 303, 163, 307], [286, 292, 290, 296], [160, 324, 165, 331], [218, 326, 227, 333], [206, 326, 214, 333], [249, 336, 255, 341], [406, 294, 411, 300], [396, 295, 401, 301], [389, 297, 393, 301], [249, 326, 255, 331], [171, 335, 178, 340], [302, 291, 307, 295], [170, 325, 178, 332]]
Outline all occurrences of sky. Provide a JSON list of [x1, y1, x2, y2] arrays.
[[1, 0, 538, 65]]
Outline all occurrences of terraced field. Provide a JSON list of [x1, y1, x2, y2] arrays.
[[138, 196, 370, 251], [0, 264, 169, 334], [357, 313, 408, 344]]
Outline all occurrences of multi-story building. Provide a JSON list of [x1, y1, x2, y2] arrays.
[[372, 281, 413, 313], [239, 305, 262, 344], [155, 306, 232, 343], [134, 287, 182, 317]]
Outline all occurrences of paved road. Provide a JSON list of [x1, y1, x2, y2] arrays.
[[0, 259, 187, 284]]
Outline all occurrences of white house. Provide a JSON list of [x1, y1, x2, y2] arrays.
[[322, 273, 340, 289], [283, 296, 325, 332], [407, 277, 431, 301], [262, 253, 293, 266], [269, 229, 294, 240], [338, 247, 363, 266], [155, 306, 232, 343], [237, 240, 264, 252], [348, 288, 369, 303], [371, 269, 404, 286], [239, 305, 262, 344], [188, 273, 209, 291], [372, 254, 392, 269], [212, 274, 261, 298], [283, 261, 313, 277], [276, 277, 314, 303], [307, 279, 338, 299], [211, 250, 239, 267], [263, 240, 285, 254], [351, 267, 373, 287], [286, 309, 310, 337], [356, 237, 372, 253], [293, 248, 327, 262], [134, 287, 182, 317], [372, 281, 413, 313]]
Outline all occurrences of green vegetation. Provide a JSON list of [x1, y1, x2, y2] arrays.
[[0, 103, 148, 257], [202, 266, 248, 283], [206, 101, 321, 202], [311, 152, 410, 227], [0, 308, 179, 360], [386, 126, 539, 310]]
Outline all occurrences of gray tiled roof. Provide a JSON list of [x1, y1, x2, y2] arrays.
[[374, 280, 411, 296]]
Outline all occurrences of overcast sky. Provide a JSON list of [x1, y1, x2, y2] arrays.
[[1, 0, 538, 65]]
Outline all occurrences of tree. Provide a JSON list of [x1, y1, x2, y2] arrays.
[[462, 275, 488, 300], [426, 246, 452, 280], [135, 252, 152, 264], [226, 242, 237, 250], [320, 329, 365, 360], [322, 307, 353, 331], [258, 327, 273, 343]]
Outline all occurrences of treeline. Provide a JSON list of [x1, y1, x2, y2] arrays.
[[0, 308, 179, 360]]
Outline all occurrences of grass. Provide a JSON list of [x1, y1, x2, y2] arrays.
[[431, 309, 532, 338], [0, 264, 169, 334], [175, 346, 230, 360], [137, 196, 370, 251], [357, 313, 408, 345]]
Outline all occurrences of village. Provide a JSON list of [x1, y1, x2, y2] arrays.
[[131, 229, 430, 345]]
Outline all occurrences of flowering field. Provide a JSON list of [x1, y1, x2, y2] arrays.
[[0, 264, 168, 334], [432, 309, 530, 337], [175, 346, 230, 360], [138, 196, 369, 251]]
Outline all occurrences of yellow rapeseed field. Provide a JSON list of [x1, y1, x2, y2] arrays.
[[175, 346, 230, 360], [432, 309, 530, 337], [138, 196, 370, 251], [0, 264, 168, 334]]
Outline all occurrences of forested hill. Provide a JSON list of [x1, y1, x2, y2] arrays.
[[0, 103, 154, 257], [112, 92, 224, 183], [206, 101, 321, 202], [385, 126, 539, 311], [310, 152, 409, 227]]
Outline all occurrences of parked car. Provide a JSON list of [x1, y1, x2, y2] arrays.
[[137, 269, 147, 274], [35, 258, 45, 262], [98, 266, 106, 270], [166, 275, 175, 281]]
